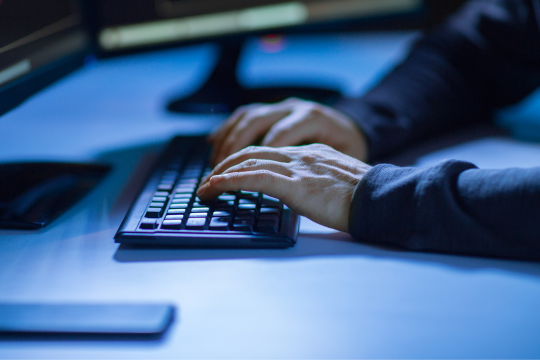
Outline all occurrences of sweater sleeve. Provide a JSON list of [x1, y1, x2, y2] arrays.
[[349, 160, 540, 261], [335, 0, 540, 161]]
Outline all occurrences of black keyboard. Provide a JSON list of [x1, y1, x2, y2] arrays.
[[115, 136, 299, 248]]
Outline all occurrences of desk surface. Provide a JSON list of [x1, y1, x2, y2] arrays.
[[1, 33, 540, 359]]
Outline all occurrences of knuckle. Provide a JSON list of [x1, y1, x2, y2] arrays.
[[242, 159, 260, 168]]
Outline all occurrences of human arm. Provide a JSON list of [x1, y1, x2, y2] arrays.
[[335, 0, 540, 160], [199, 145, 540, 261], [209, 99, 369, 165], [351, 160, 540, 261], [198, 144, 371, 232]]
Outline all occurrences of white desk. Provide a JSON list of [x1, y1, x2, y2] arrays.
[[1, 33, 540, 359]]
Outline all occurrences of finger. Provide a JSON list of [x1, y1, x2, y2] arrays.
[[220, 159, 293, 177], [215, 109, 291, 165], [212, 99, 303, 164], [200, 147, 291, 187], [197, 170, 290, 201], [262, 107, 323, 147], [209, 103, 262, 164]]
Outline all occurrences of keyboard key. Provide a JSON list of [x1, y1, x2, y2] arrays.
[[145, 207, 163, 218], [209, 217, 230, 230], [262, 194, 279, 202], [157, 184, 173, 191], [191, 207, 210, 212], [260, 207, 279, 215], [170, 203, 189, 209], [150, 202, 165, 208], [236, 209, 256, 218], [188, 212, 208, 218], [165, 215, 184, 220], [172, 198, 190, 203], [185, 218, 206, 229], [259, 213, 279, 222], [212, 210, 233, 217], [218, 195, 236, 201], [173, 194, 191, 200], [140, 219, 157, 229], [162, 170, 179, 177], [152, 197, 167, 202], [167, 209, 186, 214], [161, 220, 183, 230], [155, 191, 169, 197], [238, 204, 256, 210], [256, 217, 279, 233], [233, 217, 255, 232], [178, 178, 198, 184], [261, 194, 280, 206], [239, 199, 257, 205], [175, 187, 195, 194], [215, 201, 235, 208], [241, 191, 258, 196]]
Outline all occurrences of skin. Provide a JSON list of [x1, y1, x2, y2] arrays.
[[199, 98, 372, 232], [209, 98, 369, 165], [197, 144, 372, 232]]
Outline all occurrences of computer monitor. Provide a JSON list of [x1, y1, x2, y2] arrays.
[[0, 0, 110, 230], [0, 0, 89, 117], [91, 0, 427, 114]]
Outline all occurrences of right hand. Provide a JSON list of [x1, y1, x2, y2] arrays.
[[208, 98, 369, 166]]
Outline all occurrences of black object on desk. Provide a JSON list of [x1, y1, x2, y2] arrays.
[[0, 162, 110, 230], [115, 135, 299, 248], [0, 304, 174, 337]]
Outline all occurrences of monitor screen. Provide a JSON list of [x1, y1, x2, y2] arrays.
[[96, 0, 423, 52], [0, 0, 88, 89]]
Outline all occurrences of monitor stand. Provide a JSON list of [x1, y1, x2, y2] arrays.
[[166, 41, 342, 114]]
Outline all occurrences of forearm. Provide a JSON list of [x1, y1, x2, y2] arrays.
[[350, 161, 540, 261], [336, 0, 540, 161]]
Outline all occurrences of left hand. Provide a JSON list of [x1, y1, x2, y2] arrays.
[[197, 144, 372, 232]]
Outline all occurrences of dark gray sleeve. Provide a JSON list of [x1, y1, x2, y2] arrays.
[[335, 0, 540, 161], [349, 160, 540, 260]]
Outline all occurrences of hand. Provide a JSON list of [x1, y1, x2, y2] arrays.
[[197, 144, 372, 232], [208, 98, 369, 166]]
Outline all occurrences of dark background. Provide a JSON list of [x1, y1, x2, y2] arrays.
[[0, 0, 75, 49]]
